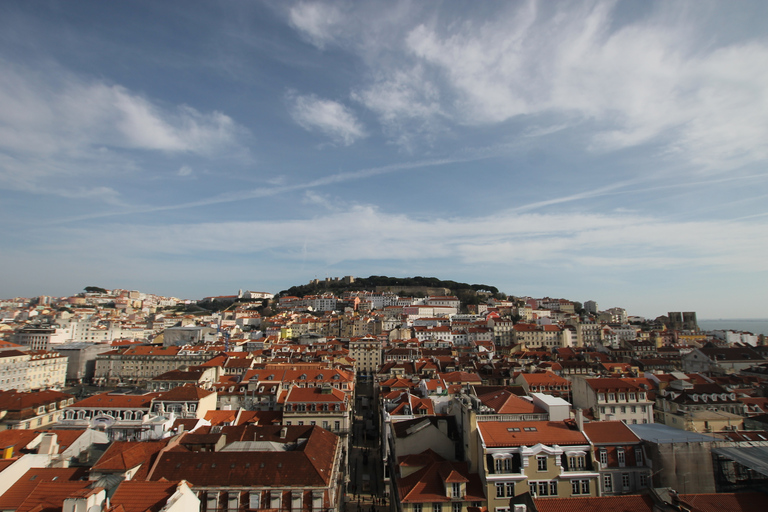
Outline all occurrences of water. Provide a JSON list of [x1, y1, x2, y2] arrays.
[[697, 319, 768, 336]]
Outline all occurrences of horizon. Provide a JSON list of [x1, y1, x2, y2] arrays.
[[1, 1, 767, 320]]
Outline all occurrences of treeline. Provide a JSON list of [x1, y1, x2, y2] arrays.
[[278, 276, 504, 302]]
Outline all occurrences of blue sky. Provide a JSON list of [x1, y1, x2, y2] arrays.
[[2, 1, 767, 319]]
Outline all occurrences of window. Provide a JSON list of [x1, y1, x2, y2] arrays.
[[617, 449, 625, 467], [599, 450, 608, 466], [629, 393, 636, 401], [452, 483, 461, 498], [620, 406, 626, 414], [568, 455, 585, 470], [603, 474, 612, 492], [571, 480, 590, 496], [506, 483, 514, 497], [622, 473, 630, 490], [640, 474, 649, 487], [452, 503, 461, 512], [630, 405, 636, 413], [608, 393, 615, 402], [619, 393, 626, 401], [496, 483, 504, 498], [414, 504, 423, 512], [433, 503, 441, 512], [537, 456, 547, 471], [635, 448, 644, 466]]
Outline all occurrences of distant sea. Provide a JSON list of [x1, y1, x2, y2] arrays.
[[697, 319, 768, 336]]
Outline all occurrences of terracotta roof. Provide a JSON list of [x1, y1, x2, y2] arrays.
[[285, 386, 346, 403], [584, 378, 641, 392], [15, 481, 95, 512], [397, 451, 484, 503], [476, 389, 545, 415], [583, 421, 640, 444], [149, 425, 338, 487], [155, 385, 215, 402], [92, 439, 171, 475], [0, 467, 87, 510], [478, 421, 587, 447], [0, 429, 85, 457], [110, 480, 185, 512], [534, 495, 654, 512], [0, 389, 73, 412], [71, 391, 160, 409], [203, 410, 237, 425]]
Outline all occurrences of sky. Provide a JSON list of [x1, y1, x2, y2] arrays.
[[1, 1, 767, 319]]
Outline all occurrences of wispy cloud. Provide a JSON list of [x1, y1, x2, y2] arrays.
[[289, 1, 768, 170], [288, 2, 344, 49], [0, 59, 246, 198], [287, 92, 366, 145], [46, 205, 768, 275]]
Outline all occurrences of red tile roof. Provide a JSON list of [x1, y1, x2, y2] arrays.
[[92, 439, 171, 475], [397, 451, 484, 503], [110, 480, 185, 512], [149, 425, 338, 487], [582, 421, 640, 444], [0, 467, 87, 510], [478, 421, 587, 447], [71, 391, 160, 409], [534, 495, 654, 512], [476, 389, 545, 415]]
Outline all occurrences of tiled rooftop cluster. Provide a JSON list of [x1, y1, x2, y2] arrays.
[[0, 286, 767, 510]]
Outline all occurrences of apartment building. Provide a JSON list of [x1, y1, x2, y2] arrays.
[[571, 378, 654, 425]]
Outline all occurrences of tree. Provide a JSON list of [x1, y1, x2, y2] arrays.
[[84, 286, 107, 294]]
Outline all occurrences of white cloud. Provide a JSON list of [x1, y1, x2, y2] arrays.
[[52, 204, 768, 274], [0, 59, 245, 198], [288, 93, 366, 145], [312, 1, 768, 169], [288, 2, 343, 49], [178, 165, 193, 177]]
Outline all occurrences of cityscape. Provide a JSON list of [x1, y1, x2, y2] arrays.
[[0, 280, 767, 512], [1, 1, 767, 512]]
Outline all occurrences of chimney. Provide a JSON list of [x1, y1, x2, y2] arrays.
[[575, 409, 584, 432]]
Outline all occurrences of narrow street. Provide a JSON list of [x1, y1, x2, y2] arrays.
[[343, 376, 389, 512]]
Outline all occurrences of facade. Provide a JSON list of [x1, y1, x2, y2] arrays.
[[655, 381, 745, 432], [571, 378, 654, 425], [94, 345, 212, 385], [0, 349, 67, 392], [10, 326, 55, 351], [582, 421, 651, 496], [52, 342, 115, 383], [282, 386, 351, 436], [349, 336, 383, 375], [477, 420, 599, 505], [59, 390, 173, 441], [0, 389, 74, 430], [149, 425, 344, 512]]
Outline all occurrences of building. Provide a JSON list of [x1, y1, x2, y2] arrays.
[[59, 390, 173, 441], [582, 421, 651, 496], [655, 380, 745, 433], [0, 389, 74, 430], [571, 378, 654, 425], [0, 349, 67, 392], [148, 425, 344, 512], [10, 326, 55, 351], [477, 420, 599, 504], [282, 386, 351, 436], [349, 336, 383, 375]]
